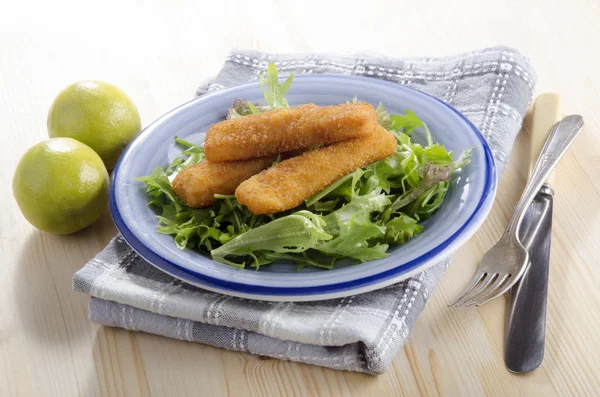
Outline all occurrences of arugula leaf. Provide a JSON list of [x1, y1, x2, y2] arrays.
[[259, 62, 294, 109], [360, 152, 404, 194], [453, 146, 473, 170], [389, 164, 452, 212], [165, 137, 206, 180], [390, 110, 424, 134], [375, 103, 393, 129], [399, 149, 422, 190], [228, 62, 295, 120], [408, 182, 449, 220], [136, 166, 184, 212], [346, 98, 392, 130], [247, 102, 260, 114], [305, 169, 363, 207], [412, 143, 454, 165]]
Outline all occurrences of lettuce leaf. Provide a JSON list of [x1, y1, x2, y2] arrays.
[[211, 211, 332, 266], [213, 191, 391, 266], [384, 214, 424, 244], [316, 191, 390, 262]]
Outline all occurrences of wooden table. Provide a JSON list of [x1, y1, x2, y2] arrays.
[[2, 1, 600, 395]]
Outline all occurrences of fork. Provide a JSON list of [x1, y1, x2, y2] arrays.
[[449, 115, 584, 307]]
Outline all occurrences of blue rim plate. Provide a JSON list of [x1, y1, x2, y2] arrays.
[[110, 75, 497, 301]]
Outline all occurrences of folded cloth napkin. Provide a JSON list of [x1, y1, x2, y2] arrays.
[[74, 46, 535, 374]]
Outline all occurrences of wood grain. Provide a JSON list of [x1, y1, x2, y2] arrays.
[[1, 1, 600, 395]]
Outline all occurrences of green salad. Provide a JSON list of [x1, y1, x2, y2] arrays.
[[137, 64, 472, 270]]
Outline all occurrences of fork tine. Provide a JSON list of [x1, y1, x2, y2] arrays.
[[456, 274, 500, 307], [465, 274, 510, 307], [474, 275, 513, 306], [451, 274, 497, 307], [465, 275, 509, 307], [448, 273, 487, 307]]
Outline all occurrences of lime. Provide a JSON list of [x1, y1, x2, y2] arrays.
[[13, 138, 109, 235], [47, 81, 141, 169]]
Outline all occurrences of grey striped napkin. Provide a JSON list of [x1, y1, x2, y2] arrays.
[[74, 46, 535, 374]]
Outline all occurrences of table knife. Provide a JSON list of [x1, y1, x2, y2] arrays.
[[504, 93, 560, 373]]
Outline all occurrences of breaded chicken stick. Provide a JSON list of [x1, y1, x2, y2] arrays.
[[173, 157, 276, 208], [204, 103, 378, 162], [235, 126, 397, 214]]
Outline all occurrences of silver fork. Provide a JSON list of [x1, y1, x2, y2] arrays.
[[450, 115, 584, 307]]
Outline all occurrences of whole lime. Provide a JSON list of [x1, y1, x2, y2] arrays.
[[13, 138, 109, 235], [47, 81, 141, 169]]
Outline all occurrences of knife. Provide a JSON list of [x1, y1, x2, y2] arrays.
[[504, 93, 561, 373]]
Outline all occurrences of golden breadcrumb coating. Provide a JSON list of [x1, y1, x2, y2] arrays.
[[235, 126, 397, 214], [172, 157, 275, 208], [204, 103, 378, 162]]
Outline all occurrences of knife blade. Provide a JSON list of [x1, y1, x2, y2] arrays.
[[505, 184, 553, 373]]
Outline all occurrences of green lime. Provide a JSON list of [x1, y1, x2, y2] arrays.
[[13, 138, 109, 235], [47, 81, 141, 169]]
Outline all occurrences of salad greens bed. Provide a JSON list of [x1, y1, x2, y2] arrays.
[[137, 63, 472, 270]]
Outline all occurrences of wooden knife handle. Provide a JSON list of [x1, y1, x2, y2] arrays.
[[530, 93, 561, 184]]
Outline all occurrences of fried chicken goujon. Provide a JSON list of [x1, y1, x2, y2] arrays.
[[204, 103, 378, 162], [172, 158, 275, 208], [235, 126, 397, 214]]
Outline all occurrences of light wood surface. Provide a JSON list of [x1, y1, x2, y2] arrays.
[[2, 1, 600, 396]]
